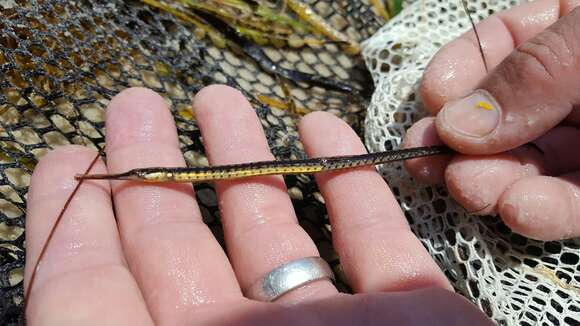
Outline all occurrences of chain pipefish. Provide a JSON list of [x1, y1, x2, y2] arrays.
[[75, 145, 452, 183]]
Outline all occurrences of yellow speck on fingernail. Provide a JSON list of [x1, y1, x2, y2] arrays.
[[476, 101, 494, 111]]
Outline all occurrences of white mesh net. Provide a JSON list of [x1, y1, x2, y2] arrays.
[[361, 0, 580, 325]]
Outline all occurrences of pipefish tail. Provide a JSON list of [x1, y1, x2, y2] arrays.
[[76, 145, 452, 183]]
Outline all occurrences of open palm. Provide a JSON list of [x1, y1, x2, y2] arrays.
[[24, 86, 490, 325]]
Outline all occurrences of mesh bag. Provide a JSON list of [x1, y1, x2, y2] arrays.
[[362, 0, 580, 324]]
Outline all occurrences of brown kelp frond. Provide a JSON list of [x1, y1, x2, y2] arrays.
[[285, 0, 360, 55], [142, 0, 228, 47]]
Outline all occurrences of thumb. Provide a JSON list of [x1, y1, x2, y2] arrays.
[[435, 7, 580, 155]]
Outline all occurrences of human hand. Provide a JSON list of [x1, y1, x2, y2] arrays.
[[403, 1, 580, 241], [24, 86, 492, 325]]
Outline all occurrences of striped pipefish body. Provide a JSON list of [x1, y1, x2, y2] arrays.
[[76, 145, 452, 183]]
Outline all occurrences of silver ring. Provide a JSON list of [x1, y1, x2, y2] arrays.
[[244, 256, 335, 302]]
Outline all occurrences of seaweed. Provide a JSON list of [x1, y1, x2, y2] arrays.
[[142, 0, 371, 95], [197, 10, 361, 94]]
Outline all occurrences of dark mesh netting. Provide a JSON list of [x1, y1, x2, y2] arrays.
[[0, 0, 383, 324]]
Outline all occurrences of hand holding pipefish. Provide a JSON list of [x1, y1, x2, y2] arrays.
[[76, 145, 452, 183], [25, 86, 491, 325], [404, 3, 580, 241]]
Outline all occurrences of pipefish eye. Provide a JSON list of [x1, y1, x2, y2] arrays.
[[133, 169, 150, 179]]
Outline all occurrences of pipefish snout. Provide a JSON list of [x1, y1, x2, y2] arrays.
[[76, 145, 453, 183]]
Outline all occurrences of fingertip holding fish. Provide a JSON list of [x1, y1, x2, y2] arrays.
[[439, 90, 500, 138]]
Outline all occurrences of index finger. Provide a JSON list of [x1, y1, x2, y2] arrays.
[[104, 87, 242, 324]]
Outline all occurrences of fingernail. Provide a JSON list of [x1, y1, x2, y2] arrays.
[[440, 90, 500, 137]]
